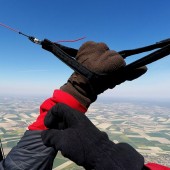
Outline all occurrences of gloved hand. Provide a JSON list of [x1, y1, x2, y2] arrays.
[[41, 103, 145, 170], [42, 40, 147, 108]]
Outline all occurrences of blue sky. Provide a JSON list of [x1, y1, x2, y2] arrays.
[[0, 0, 170, 100]]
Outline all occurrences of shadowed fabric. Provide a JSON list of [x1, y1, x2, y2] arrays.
[[0, 131, 56, 170]]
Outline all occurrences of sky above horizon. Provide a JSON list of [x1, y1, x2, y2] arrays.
[[0, 0, 170, 100]]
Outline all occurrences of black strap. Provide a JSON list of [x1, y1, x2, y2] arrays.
[[119, 38, 170, 58], [124, 44, 170, 71], [47, 42, 100, 82]]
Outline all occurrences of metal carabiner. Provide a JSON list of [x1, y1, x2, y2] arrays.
[[29, 36, 42, 45]]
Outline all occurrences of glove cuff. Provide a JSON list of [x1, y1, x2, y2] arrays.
[[60, 73, 97, 108]]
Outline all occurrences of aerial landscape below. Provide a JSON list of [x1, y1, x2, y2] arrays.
[[0, 96, 169, 169]]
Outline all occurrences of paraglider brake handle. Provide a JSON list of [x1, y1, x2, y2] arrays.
[[41, 38, 170, 83]]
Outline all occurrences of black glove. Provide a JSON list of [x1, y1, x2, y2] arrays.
[[41, 103, 144, 170]]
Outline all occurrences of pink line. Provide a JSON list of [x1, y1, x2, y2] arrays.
[[0, 22, 19, 33], [56, 37, 86, 43]]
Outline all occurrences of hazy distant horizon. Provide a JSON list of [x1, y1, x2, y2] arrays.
[[0, 93, 169, 109]]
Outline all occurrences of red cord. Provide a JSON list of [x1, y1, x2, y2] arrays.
[[0, 22, 19, 33], [56, 37, 86, 43]]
